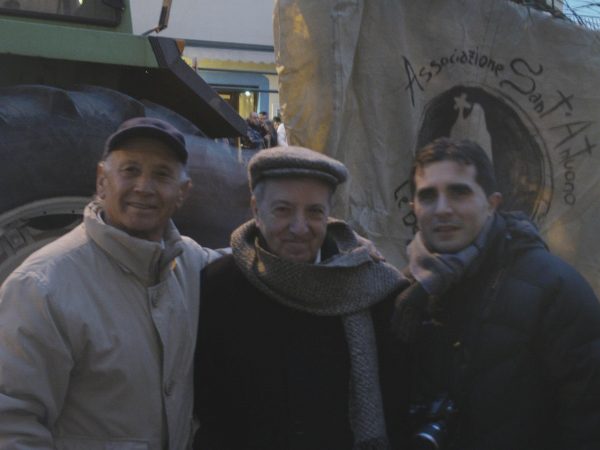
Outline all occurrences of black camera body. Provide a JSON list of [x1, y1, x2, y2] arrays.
[[409, 394, 458, 450]]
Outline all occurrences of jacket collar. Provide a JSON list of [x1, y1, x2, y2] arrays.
[[473, 211, 546, 277], [83, 200, 184, 286]]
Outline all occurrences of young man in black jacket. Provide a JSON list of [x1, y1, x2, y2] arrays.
[[395, 137, 600, 450]]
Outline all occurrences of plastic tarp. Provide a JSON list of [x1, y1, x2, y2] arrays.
[[275, 0, 600, 293]]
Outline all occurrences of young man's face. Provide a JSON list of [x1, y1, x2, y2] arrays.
[[412, 160, 501, 253], [252, 178, 331, 263], [96, 138, 191, 242]]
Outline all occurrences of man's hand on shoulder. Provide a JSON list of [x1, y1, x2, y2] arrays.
[[353, 232, 386, 262]]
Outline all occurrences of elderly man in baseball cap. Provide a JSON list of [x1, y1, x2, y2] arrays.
[[0, 117, 223, 449], [194, 146, 410, 450]]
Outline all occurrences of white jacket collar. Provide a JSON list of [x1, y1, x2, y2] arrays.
[[83, 201, 183, 286]]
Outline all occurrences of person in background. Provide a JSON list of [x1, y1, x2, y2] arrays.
[[259, 111, 278, 147], [195, 146, 410, 450], [273, 115, 288, 146], [0, 117, 224, 450], [394, 137, 600, 450], [241, 112, 266, 150]]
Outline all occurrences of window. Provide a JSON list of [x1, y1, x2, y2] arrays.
[[0, 0, 123, 26], [217, 88, 258, 119]]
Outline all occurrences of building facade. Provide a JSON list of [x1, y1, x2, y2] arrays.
[[130, 0, 278, 120]]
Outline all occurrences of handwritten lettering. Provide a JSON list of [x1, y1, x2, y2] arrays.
[[498, 59, 596, 206], [403, 49, 504, 107], [404, 56, 424, 107], [401, 52, 598, 207]]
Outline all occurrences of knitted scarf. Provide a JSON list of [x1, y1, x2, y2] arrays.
[[408, 216, 493, 296], [231, 219, 407, 450], [392, 216, 493, 342]]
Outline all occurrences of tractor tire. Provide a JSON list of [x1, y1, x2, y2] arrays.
[[0, 84, 250, 283]]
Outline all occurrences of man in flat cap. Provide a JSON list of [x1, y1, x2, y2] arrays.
[[0, 117, 224, 450], [194, 146, 410, 450]]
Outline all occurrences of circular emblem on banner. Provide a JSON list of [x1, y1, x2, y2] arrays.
[[414, 84, 553, 221]]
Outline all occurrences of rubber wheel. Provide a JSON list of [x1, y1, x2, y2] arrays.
[[0, 84, 250, 282]]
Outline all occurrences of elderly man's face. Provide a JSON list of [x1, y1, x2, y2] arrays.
[[412, 160, 501, 253], [252, 178, 331, 263], [96, 137, 191, 241], [249, 113, 260, 125]]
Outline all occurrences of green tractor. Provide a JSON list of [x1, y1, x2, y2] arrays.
[[0, 0, 252, 281]]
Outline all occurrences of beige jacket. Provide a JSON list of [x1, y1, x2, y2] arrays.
[[0, 202, 222, 450]]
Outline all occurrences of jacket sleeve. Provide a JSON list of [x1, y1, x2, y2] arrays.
[[185, 238, 230, 268], [538, 262, 600, 449], [0, 270, 74, 449]]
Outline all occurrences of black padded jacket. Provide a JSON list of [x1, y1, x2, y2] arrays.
[[403, 212, 600, 450]]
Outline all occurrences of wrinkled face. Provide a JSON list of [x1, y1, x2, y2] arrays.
[[96, 138, 191, 242], [412, 160, 501, 253], [249, 113, 260, 126], [252, 178, 331, 263]]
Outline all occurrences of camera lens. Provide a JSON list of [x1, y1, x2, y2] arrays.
[[411, 421, 446, 450]]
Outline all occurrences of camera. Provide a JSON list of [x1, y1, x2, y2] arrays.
[[409, 394, 458, 450]]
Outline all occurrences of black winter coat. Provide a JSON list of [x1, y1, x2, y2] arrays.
[[194, 254, 410, 450], [405, 213, 600, 450]]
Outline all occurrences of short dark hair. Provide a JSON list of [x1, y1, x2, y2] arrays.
[[273, 116, 282, 123], [410, 137, 497, 196]]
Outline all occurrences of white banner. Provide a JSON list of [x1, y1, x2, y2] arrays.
[[275, 0, 600, 293]]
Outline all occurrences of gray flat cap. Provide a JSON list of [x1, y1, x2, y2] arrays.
[[248, 146, 348, 190]]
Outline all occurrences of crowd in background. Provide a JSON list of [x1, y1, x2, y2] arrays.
[[241, 111, 287, 149]]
